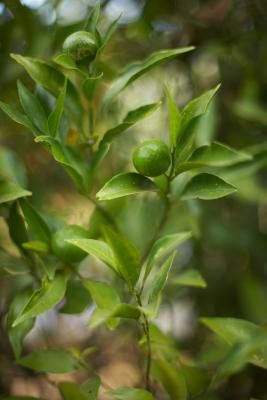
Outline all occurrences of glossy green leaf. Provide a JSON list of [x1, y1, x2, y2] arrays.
[[180, 173, 237, 200], [67, 238, 118, 273], [83, 73, 103, 101], [181, 84, 221, 129], [22, 240, 49, 254], [0, 181, 31, 204], [7, 287, 34, 359], [96, 172, 157, 200], [48, 79, 67, 136], [144, 232, 191, 283], [13, 273, 68, 327], [20, 198, 51, 243], [103, 226, 141, 288], [83, 280, 120, 310], [106, 387, 154, 400], [11, 54, 82, 122], [172, 269, 207, 288], [84, 2, 101, 33], [60, 281, 91, 314], [165, 86, 181, 147], [147, 253, 175, 316], [104, 47, 195, 103], [18, 349, 80, 373], [17, 80, 48, 134], [7, 202, 28, 250], [35, 136, 85, 191], [0, 101, 35, 131], [53, 53, 77, 70], [201, 317, 259, 345], [190, 142, 252, 166], [89, 303, 140, 329], [100, 102, 160, 145], [151, 360, 187, 400]]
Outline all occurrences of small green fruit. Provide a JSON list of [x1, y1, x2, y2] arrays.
[[51, 224, 89, 263], [133, 139, 170, 177], [62, 31, 97, 62]]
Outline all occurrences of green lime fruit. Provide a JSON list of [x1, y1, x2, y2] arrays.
[[133, 139, 170, 177], [62, 31, 97, 62], [51, 224, 89, 263]]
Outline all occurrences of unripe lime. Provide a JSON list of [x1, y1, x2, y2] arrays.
[[51, 224, 89, 263], [62, 31, 97, 62], [133, 139, 170, 177]]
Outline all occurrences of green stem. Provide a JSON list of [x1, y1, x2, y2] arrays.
[[134, 291, 152, 391]]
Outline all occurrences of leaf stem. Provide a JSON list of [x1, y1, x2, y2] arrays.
[[85, 194, 118, 230]]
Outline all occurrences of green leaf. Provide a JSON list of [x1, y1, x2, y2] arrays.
[[151, 360, 187, 400], [17, 80, 48, 134], [172, 269, 207, 288], [0, 181, 31, 204], [99, 15, 120, 50], [83, 280, 120, 310], [181, 84, 221, 129], [104, 47, 195, 103], [100, 102, 160, 145], [103, 226, 141, 288], [190, 142, 252, 167], [53, 53, 77, 70], [80, 375, 101, 400], [0, 101, 35, 131], [147, 253, 175, 316], [83, 73, 103, 102], [144, 232, 191, 283], [7, 202, 28, 250], [89, 303, 140, 329], [48, 79, 67, 136], [59, 375, 101, 400], [60, 281, 91, 314], [13, 273, 68, 327], [180, 173, 237, 200], [85, 2, 101, 32], [18, 349, 80, 373], [106, 387, 155, 400], [7, 287, 34, 359], [200, 317, 259, 345], [67, 238, 118, 274], [165, 87, 181, 147], [96, 172, 157, 200], [11, 54, 82, 122], [19, 199, 51, 243], [35, 136, 85, 191], [214, 334, 267, 384], [22, 240, 49, 254]]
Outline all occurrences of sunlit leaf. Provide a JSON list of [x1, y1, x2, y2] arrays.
[[48, 79, 67, 136], [19, 198, 51, 243], [106, 387, 154, 400], [0, 181, 31, 204]]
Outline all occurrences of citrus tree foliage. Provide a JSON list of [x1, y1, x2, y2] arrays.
[[0, 3, 266, 400]]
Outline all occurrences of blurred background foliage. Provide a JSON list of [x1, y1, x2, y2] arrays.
[[1, 0, 267, 398]]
